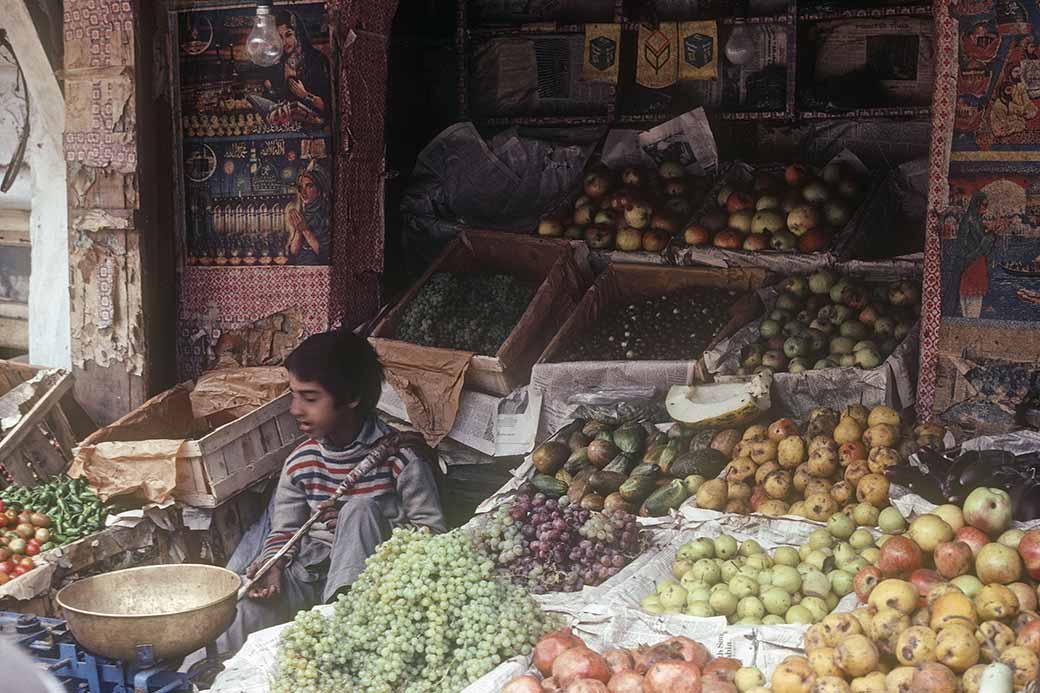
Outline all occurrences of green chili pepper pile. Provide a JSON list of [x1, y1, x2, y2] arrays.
[[0, 476, 110, 547]]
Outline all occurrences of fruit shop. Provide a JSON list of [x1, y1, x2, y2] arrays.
[[6, 1, 1040, 693]]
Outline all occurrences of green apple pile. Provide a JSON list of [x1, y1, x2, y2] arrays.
[[537, 160, 706, 253], [734, 271, 921, 375], [680, 162, 866, 254], [640, 521, 877, 626]]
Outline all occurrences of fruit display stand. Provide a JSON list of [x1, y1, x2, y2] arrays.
[[530, 264, 769, 437], [668, 155, 877, 271], [371, 229, 590, 402], [701, 266, 922, 419]]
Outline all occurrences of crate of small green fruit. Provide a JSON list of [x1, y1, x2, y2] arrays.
[[530, 263, 770, 434], [704, 268, 921, 419], [370, 229, 589, 397]]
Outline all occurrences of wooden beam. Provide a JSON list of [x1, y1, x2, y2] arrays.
[[0, 371, 72, 461], [0, 210, 30, 246], [0, 316, 28, 351]]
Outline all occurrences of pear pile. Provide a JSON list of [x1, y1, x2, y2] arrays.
[[683, 404, 945, 519]]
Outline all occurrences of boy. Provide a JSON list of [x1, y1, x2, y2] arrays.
[[223, 331, 445, 651]]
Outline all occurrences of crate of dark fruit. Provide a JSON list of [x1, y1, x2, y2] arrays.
[[370, 229, 589, 397], [530, 264, 769, 434], [669, 154, 876, 271], [703, 267, 922, 419], [537, 160, 710, 260]]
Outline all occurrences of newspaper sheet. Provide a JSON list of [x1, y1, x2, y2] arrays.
[[601, 107, 718, 178], [376, 383, 541, 459]]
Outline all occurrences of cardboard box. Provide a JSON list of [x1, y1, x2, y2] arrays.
[[531, 264, 769, 436], [370, 229, 589, 397]]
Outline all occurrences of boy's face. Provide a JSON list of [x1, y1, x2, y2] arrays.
[[288, 373, 353, 439]]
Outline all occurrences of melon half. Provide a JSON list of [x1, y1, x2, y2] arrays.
[[665, 373, 772, 429]]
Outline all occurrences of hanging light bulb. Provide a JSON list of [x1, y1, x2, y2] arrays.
[[246, 3, 283, 67], [724, 25, 756, 66]]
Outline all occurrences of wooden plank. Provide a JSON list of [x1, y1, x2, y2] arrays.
[[208, 440, 297, 504], [0, 316, 28, 351], [276, 411, 299, 445], [0, 372, 73, 461], [194, 392, 291, 456], [240, 428, 261, 467], [0, 210, 30, 247], [258, 418, 280, 453]]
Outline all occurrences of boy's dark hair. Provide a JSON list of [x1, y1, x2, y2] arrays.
[[285, 331, 384, 413]]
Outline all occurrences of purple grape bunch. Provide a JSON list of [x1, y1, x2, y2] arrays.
[[471, 492, 642, 594]]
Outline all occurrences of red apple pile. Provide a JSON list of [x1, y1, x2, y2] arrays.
[[537, 161, 706, 253], [681, 162, 865, 255], [839, 490, 1040, 692], [501, 627, 763, 693]]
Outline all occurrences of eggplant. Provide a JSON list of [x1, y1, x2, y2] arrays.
[[886, 465, 946, 504], [1015, 482, 1040, 522]]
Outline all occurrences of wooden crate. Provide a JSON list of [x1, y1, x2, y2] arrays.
[[370, 229, 588, 396], [531, 265, 771, 436], [0, 362, 78, 485], [80, 384, 301, 508], [176, 391, 299, 507]]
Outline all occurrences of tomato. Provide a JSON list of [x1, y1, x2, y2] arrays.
[[19, 556, 34, 568], [12, 565, 29, 577], [8, 538, 26, 555], [24, 543, 38, 557], [0, 515, 9, 529], [33, 528, 49, 543], [0, 572, 10, 585], [16, 510, 31, 526], [14, 523, 34, 540], [0, 499, 6, 513], [29, 513, 50, 528], [0, 559, 16, 574], [0, 548, 11, 562], [4, 509, 17, 522]]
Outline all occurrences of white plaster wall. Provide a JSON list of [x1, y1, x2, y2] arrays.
[[1, 7, 70, 369]]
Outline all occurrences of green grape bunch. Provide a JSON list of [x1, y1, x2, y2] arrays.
[[272, 528, 559, 693], [395, 273, 534, 355]]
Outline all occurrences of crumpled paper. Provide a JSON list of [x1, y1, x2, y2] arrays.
[[374, 343, 473, 448], [68, 439, 184, 504], [189, 366, 289, 427]]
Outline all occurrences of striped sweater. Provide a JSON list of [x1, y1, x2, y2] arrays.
[[258, 417, 445, 564]]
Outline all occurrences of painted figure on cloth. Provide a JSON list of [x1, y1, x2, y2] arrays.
[[990, 77, 1039, 138], [264, 10, 332, 128], [943, 176, 1040, 321], [955, 192, 995, 319], [286, 163, 331, 265]]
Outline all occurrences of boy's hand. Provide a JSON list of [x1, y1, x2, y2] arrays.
[[317, 499, 340, 532], [245, 559, 283, 600]]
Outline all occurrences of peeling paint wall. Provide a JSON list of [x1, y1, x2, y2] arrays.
[[63, 0, 148, 424]]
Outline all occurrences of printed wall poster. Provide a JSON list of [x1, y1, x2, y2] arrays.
[[951, 1, 1040, 157], [942, 174, 1040, 322], [177, 2, 333, 266]]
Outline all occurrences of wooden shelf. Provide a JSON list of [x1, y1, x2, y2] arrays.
[[799, 106, 931, 120], [798, 5, 932, 22], [458, 0, 934, 128]]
